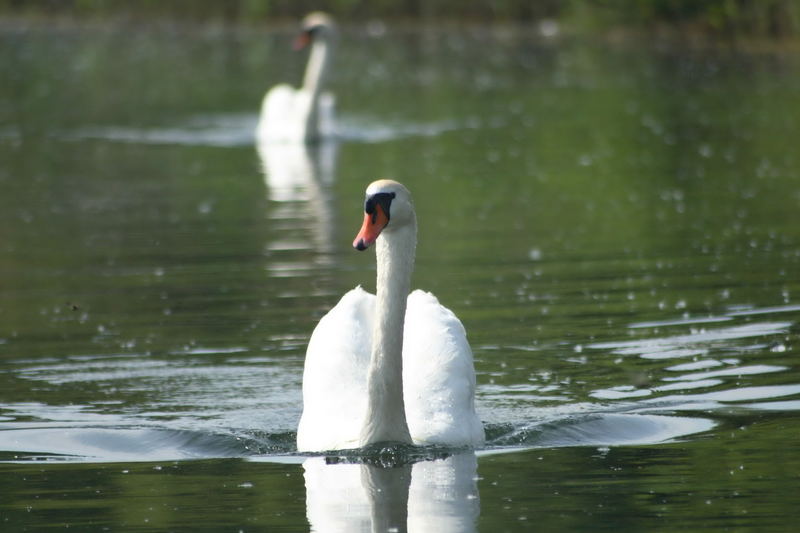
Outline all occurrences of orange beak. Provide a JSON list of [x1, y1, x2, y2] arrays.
[[293, 31, 311, 50], [353, 204, 389, 251]]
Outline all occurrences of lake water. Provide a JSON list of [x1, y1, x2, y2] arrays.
[[1, 19, 799, 531]]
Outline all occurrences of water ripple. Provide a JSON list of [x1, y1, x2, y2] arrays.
[[61, 112, 468, 147], [588, 321, 792, 358]]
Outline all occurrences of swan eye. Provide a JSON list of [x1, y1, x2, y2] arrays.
[[364, 192, 395, 223]]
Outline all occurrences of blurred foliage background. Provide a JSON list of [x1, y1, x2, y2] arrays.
[[0, 0, 798, 38]]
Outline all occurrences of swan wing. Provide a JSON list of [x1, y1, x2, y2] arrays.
[[297, 287, 374, 451], [403, 290, 485, 446], [257, 84, 313, 143]]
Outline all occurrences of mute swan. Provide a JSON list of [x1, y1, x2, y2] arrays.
[[256, 12, 336, 143], [297, 180, 485, 452]]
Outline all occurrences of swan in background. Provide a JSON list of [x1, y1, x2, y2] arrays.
[[256, 12, 337, 143], [297, 180, 485, 452]]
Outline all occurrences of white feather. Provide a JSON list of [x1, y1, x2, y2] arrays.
[[298, 289, 484, 451]]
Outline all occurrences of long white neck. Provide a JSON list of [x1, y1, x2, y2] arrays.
[[302, 36, 331, 98], [360, 218, 417, 446]]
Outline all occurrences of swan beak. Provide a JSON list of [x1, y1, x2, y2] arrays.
[[353, 205, 389, 251], [293, 31, 311, 50]]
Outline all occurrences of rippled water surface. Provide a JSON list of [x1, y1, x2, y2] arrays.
[[2, 20, 800, 531]]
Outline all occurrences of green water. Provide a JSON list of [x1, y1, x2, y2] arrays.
[[1, 20, 800, 531]]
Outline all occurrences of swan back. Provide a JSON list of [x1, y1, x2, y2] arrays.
[[297, 288, 485, 451], [258, 85, 313, 143]]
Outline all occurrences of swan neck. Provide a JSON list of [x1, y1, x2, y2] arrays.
[[361, 221, 416, 446], [302, 37, 331, 97]]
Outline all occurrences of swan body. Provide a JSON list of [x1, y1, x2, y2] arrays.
[[256, 13, 336, 143], [297, 180, 484, 452]]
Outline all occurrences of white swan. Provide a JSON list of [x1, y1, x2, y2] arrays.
[[256, 12, 336, 143], [297, 180, 485, 452]]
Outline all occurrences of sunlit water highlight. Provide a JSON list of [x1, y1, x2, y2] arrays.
[[61, 112, 466, 148]]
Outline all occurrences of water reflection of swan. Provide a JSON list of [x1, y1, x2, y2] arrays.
[[256, 139, 336, 201], [256, 12, 336, 144], [304, 452, 479, 532], [256, 138, 338, 259], [297, 181, 485, 452]]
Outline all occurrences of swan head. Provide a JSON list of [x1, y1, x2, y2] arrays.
[[294, 12, 337, 49], [353, 180, 414, 251]]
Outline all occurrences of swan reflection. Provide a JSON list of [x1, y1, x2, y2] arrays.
[[256, 140, 337, 203], [256, 139, 338, 261], [304, 452, 479, 532]]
